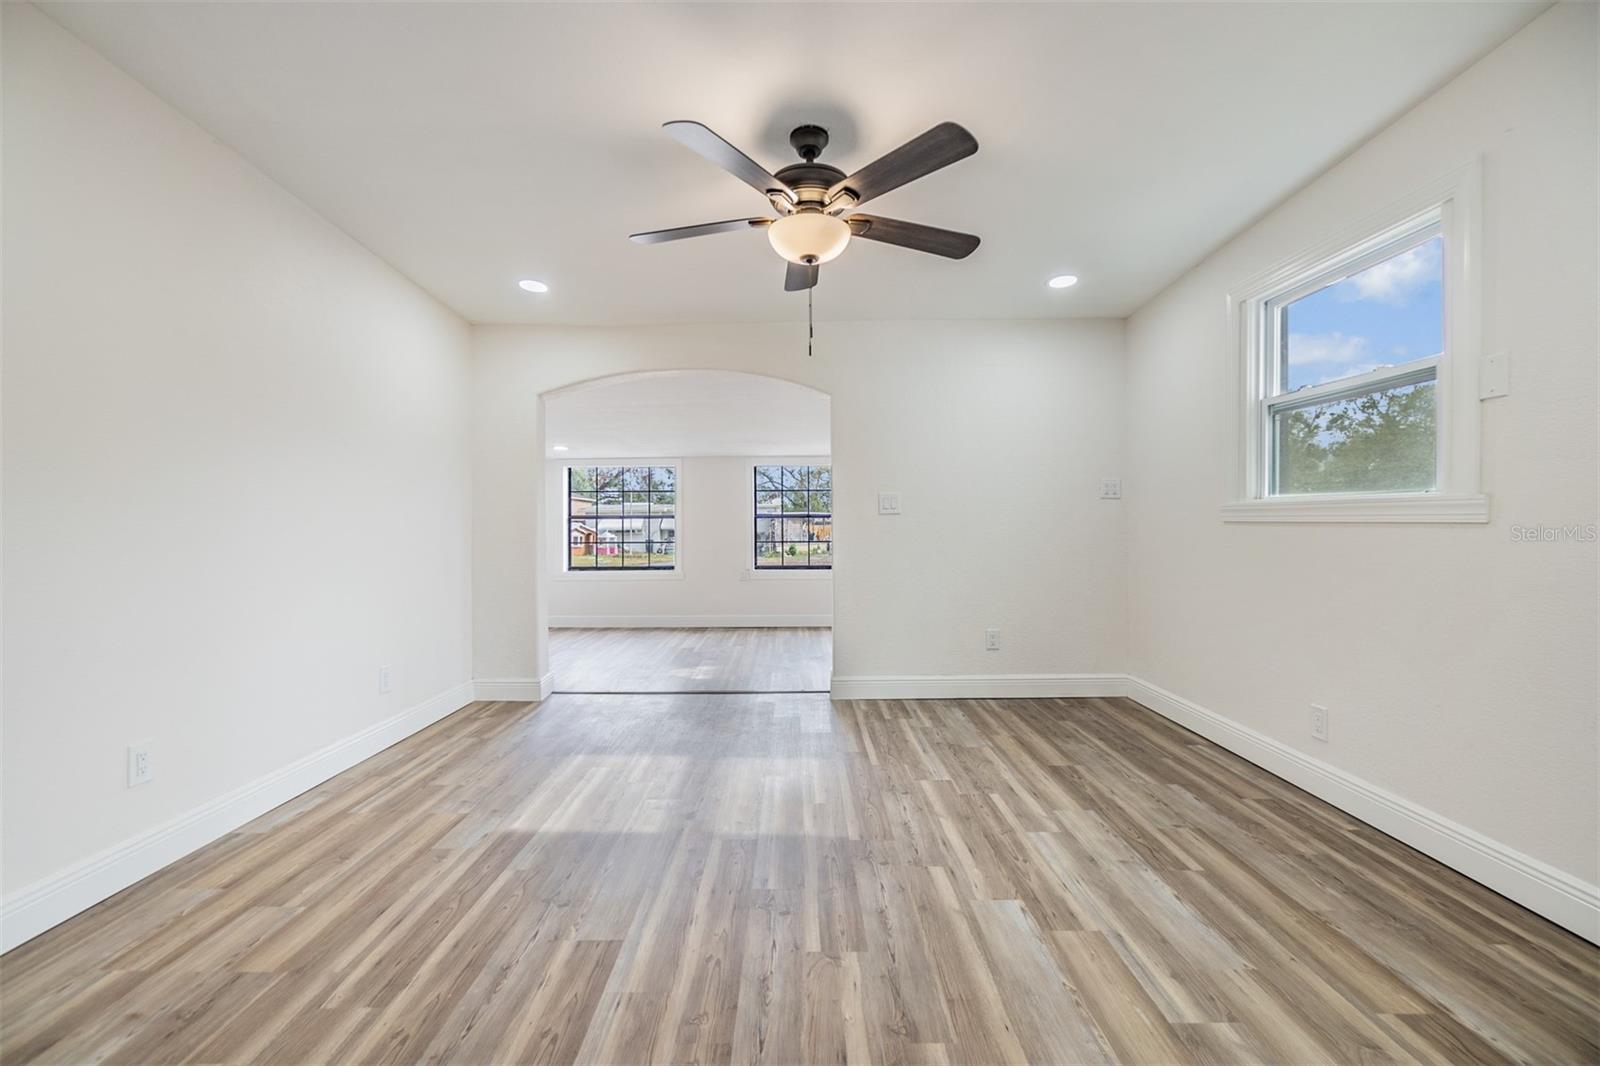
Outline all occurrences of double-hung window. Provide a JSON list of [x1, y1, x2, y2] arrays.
[[567, 465, 676, 570], [754, 465, 831, 569], [1264, 218, 1443, 495], [1228, 166, 1486, 522]]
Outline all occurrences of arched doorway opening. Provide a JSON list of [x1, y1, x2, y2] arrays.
[[537, 369, 832, 693]]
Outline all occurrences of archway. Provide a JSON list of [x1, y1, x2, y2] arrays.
[[536, 369, 833, 694]]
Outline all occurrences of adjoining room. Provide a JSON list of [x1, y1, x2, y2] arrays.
[[2, 2, 1596, 1063], [542, 370, 833, 693]]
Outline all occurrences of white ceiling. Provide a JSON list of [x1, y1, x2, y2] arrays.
[[42, 2, 1543, 325], [544, 371, 829, 458]]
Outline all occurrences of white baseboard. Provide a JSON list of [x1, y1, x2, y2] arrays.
[[1120, 675, 1600, 944], [829, 673, 1126, 701], [474, 673, 554, 702], [0, 680, 477, 953], [550, 615, 832, 629]]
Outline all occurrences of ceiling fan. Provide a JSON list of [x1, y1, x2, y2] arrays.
[[629, 121, 980, 291]]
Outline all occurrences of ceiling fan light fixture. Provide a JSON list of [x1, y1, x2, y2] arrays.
[[767, 212, 851, 266], [632, 121, 980, 290]]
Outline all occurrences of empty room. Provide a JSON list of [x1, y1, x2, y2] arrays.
[[2, 1, 1596, 1063], [542, 370, 835, 696]]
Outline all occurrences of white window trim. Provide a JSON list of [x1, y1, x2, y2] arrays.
[[746, 456, 834, 579], [554, 458, 686, 581], [1219, 493, 1490, 524], [1223, 160, 1488, 523]]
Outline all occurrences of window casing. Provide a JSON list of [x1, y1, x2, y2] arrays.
[[754, 465, 831, 569], [567, 465, 676, 571], [1226, 163, 1486, 523]]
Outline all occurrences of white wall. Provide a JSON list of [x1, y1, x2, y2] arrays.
[[1124, 0, 1597, 905], [472, 319, 1128, 687], [1, 3, 473, 939], [546, 455, 832, 628]]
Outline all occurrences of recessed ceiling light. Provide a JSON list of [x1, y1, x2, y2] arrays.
[[518, 279, 549, 293], [1048, 274, 1079, 289], [551, 444, 569, 452]]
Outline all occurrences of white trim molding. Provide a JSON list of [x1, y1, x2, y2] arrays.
[[550, 614, 831, 629], [829, 673, 1126, 701], [744, 567, 832, 581], [1121, 675, 1599, 944], [0, 680, 478, 953], [1221, 492, 1489, 523], [473, 673, 555, 702]]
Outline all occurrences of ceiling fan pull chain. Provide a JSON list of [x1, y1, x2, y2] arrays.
[[808, 285, 814, 357]]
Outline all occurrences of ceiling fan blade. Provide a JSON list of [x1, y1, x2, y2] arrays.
[[846, 214, 980, 259], [663, 121, 797, 203], [827, 122, 978, 208], [629, 218, 771, 244], [784, 261, 819, 291]]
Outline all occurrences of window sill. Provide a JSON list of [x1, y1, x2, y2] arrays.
[[1220, 493, 1489, 524], [557, 568, 685, 581], [747, 567, 833, 580]]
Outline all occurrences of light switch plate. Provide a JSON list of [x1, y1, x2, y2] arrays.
[[877, 492, 901, 515], [1480, 350, 1509, 399]]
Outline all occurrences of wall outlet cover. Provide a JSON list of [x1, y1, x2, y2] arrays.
[[1100, 478, 1123, 499], [877, 492, 902, 515], [127, 741, 153, 787], [1310, 704, 1330, 742]]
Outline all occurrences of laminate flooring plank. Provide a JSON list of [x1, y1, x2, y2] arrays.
[[3, 693, 1594, 1065]]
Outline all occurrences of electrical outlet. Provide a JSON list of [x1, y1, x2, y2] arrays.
[[127, 741, 153, 787], [1099, 478, 1123, 499], [984, 626, 1001, 651], [877, 492, 901, 515], [378, 665, 393, 695], [1310, 704, 1329, 742]]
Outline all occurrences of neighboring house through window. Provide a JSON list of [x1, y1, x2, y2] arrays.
[[567, 465, 676, 570]]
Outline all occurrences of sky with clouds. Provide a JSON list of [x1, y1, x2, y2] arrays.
[[1283, 235, 1443, 391]]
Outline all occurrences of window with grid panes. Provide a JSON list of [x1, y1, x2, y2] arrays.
[[753, 465, 831, 569], [567, 465, 676, 570]]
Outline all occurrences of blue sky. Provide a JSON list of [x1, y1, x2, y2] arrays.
[[1284, 235, 1443, 391]]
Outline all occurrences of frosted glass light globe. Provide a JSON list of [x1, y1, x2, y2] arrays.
[[767, 213, 851, 265]]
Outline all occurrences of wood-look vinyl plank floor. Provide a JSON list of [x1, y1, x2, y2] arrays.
[[2, 693, 1595, 1065], [549, 626, 832, 693]]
